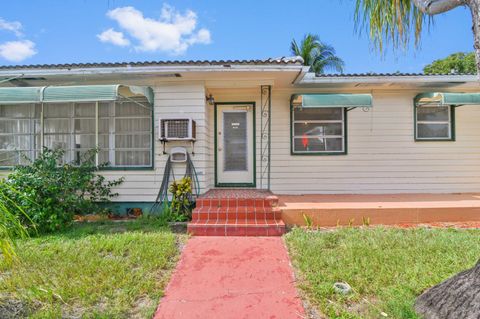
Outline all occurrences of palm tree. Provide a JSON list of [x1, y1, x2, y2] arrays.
[[290, 34, 344, 74], [354, 0, 480, 73]]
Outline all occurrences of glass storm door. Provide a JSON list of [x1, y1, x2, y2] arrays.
[[216, 104, 254, 186]]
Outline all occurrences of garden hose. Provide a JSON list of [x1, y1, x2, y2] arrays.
[[150, 152, 200, 215]]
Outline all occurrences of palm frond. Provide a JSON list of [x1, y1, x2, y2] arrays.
[[354, 0, 430, 51], [291, 33, 345, 74]]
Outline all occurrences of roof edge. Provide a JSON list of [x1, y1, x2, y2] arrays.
[[0, 57, 304, 71], [301, 72, 479, 84]]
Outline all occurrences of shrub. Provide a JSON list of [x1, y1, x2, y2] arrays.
[[168, 177, 193, 222], [1, 148, 123, 233]]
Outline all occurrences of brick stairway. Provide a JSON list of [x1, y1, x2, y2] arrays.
[[187, 189, 286, 236]]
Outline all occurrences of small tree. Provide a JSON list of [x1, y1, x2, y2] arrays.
[[423, 52, 477, 74]]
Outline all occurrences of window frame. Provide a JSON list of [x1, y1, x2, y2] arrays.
[[290, 105, 348, 155], [414, 104, 455, 142], [0, 100, 154, 170]]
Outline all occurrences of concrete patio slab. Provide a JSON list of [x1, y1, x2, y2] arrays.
[[154, 237, 305, 319]]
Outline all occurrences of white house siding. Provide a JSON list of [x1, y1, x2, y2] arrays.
[[4, 84, 480, 198], [102, 82, 208, 202], [270, 90, 480, 194]]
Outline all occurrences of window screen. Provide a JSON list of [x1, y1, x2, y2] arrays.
[[292, 107, 346, 154]]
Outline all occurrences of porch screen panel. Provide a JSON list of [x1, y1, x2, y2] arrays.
[[0, 104, 40, 166], [44, 103, 98, 163], [0, 86, 153, 168], [72, 102, 97, 163], [98, 102, 111, 165], [223, 111, 248, 171], [43, 103, 73, 163], [114, 99, 152, 166]]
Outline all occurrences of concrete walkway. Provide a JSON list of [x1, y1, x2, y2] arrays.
[[154, 237, 305, 319]]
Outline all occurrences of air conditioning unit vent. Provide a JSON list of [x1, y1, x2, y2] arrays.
[[159, 117, 196, 141]]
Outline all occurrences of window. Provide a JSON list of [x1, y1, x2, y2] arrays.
[[0, 104, 40, 166], [415, 105, 454, 140], [291, 107, 346, 154], [0, 98, 152, 168]]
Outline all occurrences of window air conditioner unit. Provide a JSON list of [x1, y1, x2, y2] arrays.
[[159, 117, 196, 141]]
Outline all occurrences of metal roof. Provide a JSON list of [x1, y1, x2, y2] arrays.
[[315, 72, 477, 77], [0, 57, 304, 70]]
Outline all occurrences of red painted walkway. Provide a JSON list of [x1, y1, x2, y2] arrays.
[[154, 237, 305, 319]]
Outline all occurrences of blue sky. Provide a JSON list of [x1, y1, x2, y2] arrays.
[[0, 0, 474, 73]]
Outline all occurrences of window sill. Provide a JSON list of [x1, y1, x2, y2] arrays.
[[290, 151, 347, 156], [99, 166, 155, 171], [414, 138, 455, 142], [0, 166, 155, 171]]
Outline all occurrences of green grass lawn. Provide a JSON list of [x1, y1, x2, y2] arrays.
[[0, 219, 185, 319], [285, 227, 480, 319]]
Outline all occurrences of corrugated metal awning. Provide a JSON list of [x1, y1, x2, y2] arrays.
[[0, 87, 43, 104], [291, 93, 372, 108], [415, 92, 480, 107], [0, 85, 154, 104]]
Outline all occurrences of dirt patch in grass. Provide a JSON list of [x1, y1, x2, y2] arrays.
[[0, 297, 30, 319], [128, 295, 157, 319]]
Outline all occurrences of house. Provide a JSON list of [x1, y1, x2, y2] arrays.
[[1, 58, 480, 235]]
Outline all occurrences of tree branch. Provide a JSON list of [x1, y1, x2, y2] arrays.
[[412, 0, 467, 15]]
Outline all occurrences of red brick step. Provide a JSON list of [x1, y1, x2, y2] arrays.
[[188, 190, 285, 237]]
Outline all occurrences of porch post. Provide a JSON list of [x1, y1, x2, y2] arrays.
[[260, 85, 272, 190]]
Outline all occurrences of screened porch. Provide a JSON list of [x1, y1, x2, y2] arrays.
[[0, 85, 154, 169]]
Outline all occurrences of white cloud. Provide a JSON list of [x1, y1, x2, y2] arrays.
[[0, 40, 37, 62], [97, 28, 130, 46], [100, 5, 211, 54], [0, 18, 23, 37]]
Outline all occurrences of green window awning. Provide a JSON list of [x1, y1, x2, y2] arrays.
[[0, 87, 43, 104], [0, 85, 154, 105], [415, 92, 480, 107], [291, 93, 373, 109]]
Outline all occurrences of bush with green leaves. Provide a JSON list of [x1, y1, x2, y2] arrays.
[[167, 177, 193, 222], [1, 148, 124, 233]]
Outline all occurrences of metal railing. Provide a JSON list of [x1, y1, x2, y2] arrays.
[[259, 85, 271, 190]]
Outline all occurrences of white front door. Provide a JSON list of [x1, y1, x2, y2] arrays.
[[216, 103, 255, 186]]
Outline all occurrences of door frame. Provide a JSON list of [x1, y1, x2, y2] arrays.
[[214, 102, 256, 188]]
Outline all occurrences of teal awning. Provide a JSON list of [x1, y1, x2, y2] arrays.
[[415, 92, 480, 107], [0, 85, 154, 105], [0, 87, 43, 104], [291, 93, 373, 109]]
